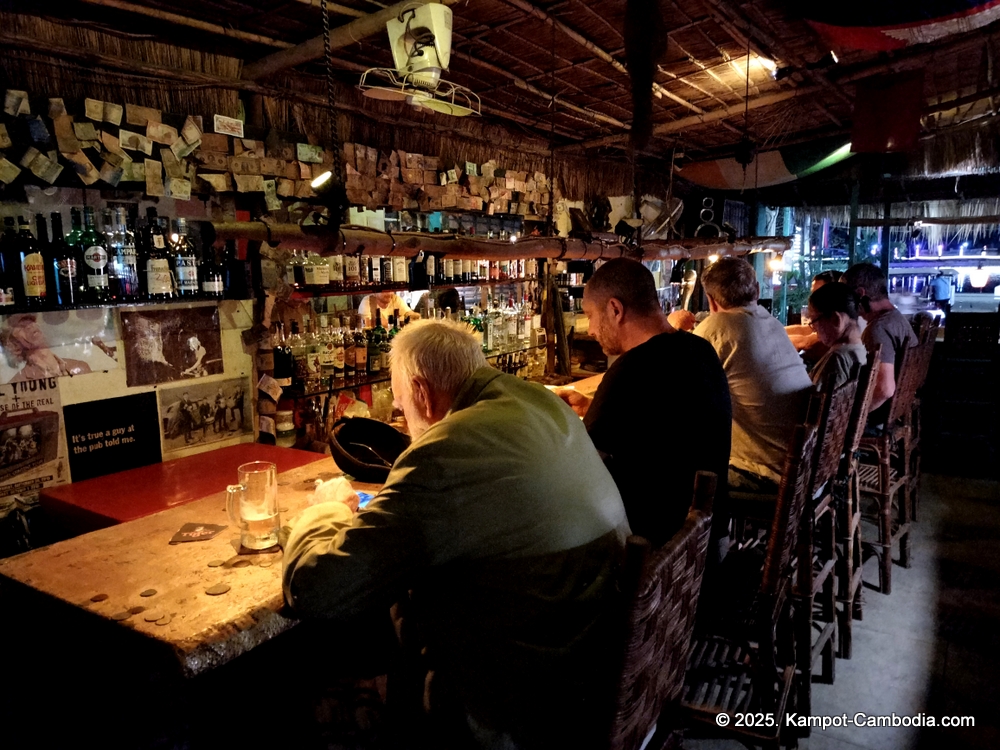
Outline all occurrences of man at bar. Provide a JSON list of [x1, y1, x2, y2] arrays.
[[357, 289, 420, 326], [842, 262, 917, 427], [556, 258, 732, 553], [282, 319, 629, 750], [694, 256, 813, 494]]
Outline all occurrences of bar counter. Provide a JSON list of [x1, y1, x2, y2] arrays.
[[0, 450, 380, 678]]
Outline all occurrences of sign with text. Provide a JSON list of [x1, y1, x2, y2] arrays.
[[0, 377, 68, 511], [64, 392, 161, 482]]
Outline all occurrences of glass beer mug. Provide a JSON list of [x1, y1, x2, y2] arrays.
[[226, 461, 280, 550]]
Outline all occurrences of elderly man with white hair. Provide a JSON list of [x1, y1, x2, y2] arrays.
[[282, 319, 629, 750]]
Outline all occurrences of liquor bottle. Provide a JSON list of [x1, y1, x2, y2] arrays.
[[392, 255, 408, 288], [223, 239, 251, 299], [367, 311, 383, 374], [434, 254, 445, 285], [380, 255, 393, 287], [353, 318, 368, 378], [389, 309, 401, 339], [273, 323, 294, 387], [332, 323, 345, 381], [302, 315, 321, 392], [79, 207, 111, 303], [101, 208, 119, 299], [317, 315, 335, 385], [288, 320, 307, 392], [200, 242, 225, 300], [343, 316, 356, 380], [171, 218, 199, 298], [424, 252, 436, 287], [379, 316, 392, 371], [0, 217, 21, 309], [370, 255, 382, 287], [327, 251, 345, 292], [36, 214, 58, 305], [50, 212, 82, 308], [462, 258, 472, 283], [18, 216, 47, 309], [114, 208, 140, 301], [144, 208, 174, 300], [286, 249, 304, 289], [344, 253, 361, 289], [444, 257, 455, 284], [302, 250, 330, 288]]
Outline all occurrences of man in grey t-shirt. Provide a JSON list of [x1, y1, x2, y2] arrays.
[[695, 257, 814, 492], [842, 263, 917, 427]]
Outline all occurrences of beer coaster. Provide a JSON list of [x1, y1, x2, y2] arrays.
[[111, 611, 132, 621], [205, 584, 231, 596], [169, 523, 228, 544], [140, 589, 157, 597], [144, 611, 163, 622], [207, 559, 225, 568], [128, 605, 146, 615], [90, 593, 109, 603], [156, 614, 173, 626]]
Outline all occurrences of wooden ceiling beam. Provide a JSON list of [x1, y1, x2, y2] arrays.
[[241, 0, 464, 80]]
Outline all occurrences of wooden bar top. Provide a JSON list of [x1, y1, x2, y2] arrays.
[[40, 443, 325, 533], [1, 456, 381, 678]]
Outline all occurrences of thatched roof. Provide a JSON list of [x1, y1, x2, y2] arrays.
[[3, 1, 1000, 199]]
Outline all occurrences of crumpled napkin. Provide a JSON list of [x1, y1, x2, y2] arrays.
[[277, 477, 361, 549]]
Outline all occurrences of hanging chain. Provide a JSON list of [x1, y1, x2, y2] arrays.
[[321, 0, 344, 186]]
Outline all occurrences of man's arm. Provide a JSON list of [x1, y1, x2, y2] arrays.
[[554, 388, 591, 417], [282, 490, 423, 622], [869, 362, 897, 411]]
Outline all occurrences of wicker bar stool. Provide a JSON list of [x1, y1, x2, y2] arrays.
[[902, 319, 939, 522], [680, 419, 819, 750], [858, 338, 934, 594], [602, 472, 717, 750], [834, 347, 881, 660]]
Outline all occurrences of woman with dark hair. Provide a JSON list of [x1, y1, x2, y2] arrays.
[[807, 282, 868, 389]]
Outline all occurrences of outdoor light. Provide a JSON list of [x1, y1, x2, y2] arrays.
[[768, 254, 784, 272], [510, 233, 518, 243], [970, 263, 989, 289], [937, 243, 944, 255], [708, 254, 719, 264]]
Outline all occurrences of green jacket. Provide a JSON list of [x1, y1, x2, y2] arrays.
[[283, 367, 629, 748]]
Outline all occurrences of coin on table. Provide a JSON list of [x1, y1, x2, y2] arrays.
[[205, 584, 231, 596], [155, 614, 173, 626], [140, 589, 157, 597], [90, 593, 109, 603], [144, 611, 163, 622], [258, 560, 272, 568], [128, 605, 146, 615], [207, 559, 225, 568], [111, 611, 132, 621], [231, 559, 252, 568]]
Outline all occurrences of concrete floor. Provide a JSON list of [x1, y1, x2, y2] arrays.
[[688, 472, 1000, 750]]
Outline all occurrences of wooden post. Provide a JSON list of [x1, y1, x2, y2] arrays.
[[881, 200, 892, 276], [848, 182, 861, 266]]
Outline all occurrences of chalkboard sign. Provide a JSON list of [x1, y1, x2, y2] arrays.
[[64, 392, 162, 482]]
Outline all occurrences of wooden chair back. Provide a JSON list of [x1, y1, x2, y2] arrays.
[[606, 472, 716, 750], [761, 418, 820, 594], [812, 370, 861, 493], [886, 340, 934, 427], [843, 346, 882, 461]]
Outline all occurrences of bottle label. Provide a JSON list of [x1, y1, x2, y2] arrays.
[[333, 345, 345, 370], [302, 263, 330, 286], [393, 256, 408, 284], [368, 351, 381, 372], [23, 253, 47, 297], [381, 257, 393, 283], [380, 350, 390, 371], [345, 255, 360, 280], [319, 345, 335, 370], [0, 288, 14, 306], [147, 258, 173, 295], [175, 255, 198, 292], [58, 258, 77, 279], [84, 245, 108, 270], [202, 278, 224, 294], [355, 346, 367, 369], [328, 255, 344, 282], [426, 255, 435, 277], [153, 234, 165, 249], [370, 259, 381, 284], [444, 259, 454, 278]]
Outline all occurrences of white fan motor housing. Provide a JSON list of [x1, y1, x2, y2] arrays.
[[387, 4, 453, 88]]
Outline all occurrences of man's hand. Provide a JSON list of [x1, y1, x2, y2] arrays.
[[667, 310, 697, 332], [555, 388, 592, 418]]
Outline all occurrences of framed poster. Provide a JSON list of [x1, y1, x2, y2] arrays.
[[158, 377, 249, 455], [0, 310, 118, 384], [120, 306, 223, 387]]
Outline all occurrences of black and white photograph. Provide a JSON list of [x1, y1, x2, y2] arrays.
[[0, 310, 119, 385], [158, 377, 249, 454], [120, 306, 223, 387]]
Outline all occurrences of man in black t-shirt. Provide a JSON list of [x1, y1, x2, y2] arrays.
[[557, 259, 732, 553]]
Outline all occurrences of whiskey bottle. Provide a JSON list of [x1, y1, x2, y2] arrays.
[[144, 208, 175, 300]]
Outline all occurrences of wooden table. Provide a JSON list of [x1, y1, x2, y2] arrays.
[[0, 455, 380, 678], [40, 443, 325, 533]]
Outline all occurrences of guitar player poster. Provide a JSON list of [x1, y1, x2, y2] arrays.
[[120, 306, 223, 387]]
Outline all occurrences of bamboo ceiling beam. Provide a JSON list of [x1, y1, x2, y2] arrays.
[[495, 0, 708, 118], [241, 0, 464, 80], [567, 85, 822, 150], [77, 0, 296, 48], [210, 221, 790, 260]]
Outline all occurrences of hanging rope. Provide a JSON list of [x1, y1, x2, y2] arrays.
[[321, 0, 345, 187]]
